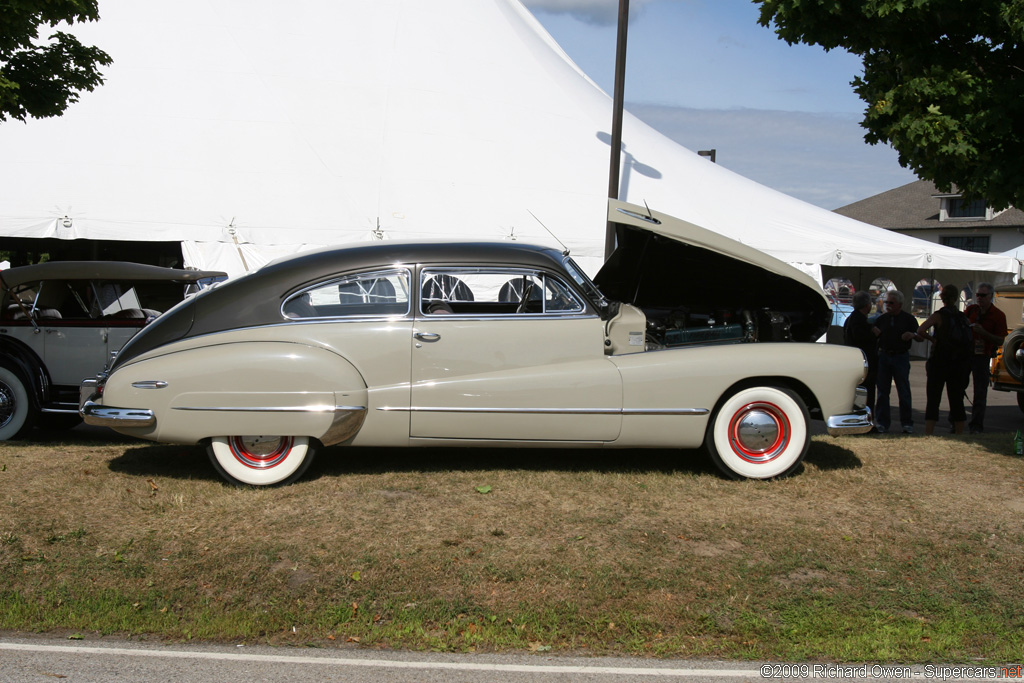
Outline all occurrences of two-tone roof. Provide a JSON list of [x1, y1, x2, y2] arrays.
[[111, 241, 575, 369]]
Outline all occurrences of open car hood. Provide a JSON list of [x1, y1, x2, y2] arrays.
[[594, 200, 831, 342]]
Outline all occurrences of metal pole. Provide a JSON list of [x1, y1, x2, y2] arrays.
[[605, 0, 629, 260]]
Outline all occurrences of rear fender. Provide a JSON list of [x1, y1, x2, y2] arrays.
[[102, 341, 368, 444]]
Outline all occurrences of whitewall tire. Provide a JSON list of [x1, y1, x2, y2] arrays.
[[0, 366, 35, 441], [706, 386, 809, 480], [207, 435, 316, 486]]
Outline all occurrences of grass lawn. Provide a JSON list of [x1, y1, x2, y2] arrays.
[[2, 430, 1023, 663]]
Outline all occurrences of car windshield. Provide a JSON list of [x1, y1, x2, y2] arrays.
[[562, 257, 607, 310]]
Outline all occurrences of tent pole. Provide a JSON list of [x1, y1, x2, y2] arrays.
[[605, 0, 629, 260]]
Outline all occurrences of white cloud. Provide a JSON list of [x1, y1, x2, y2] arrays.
[[627, 104, 917, 209], [521, 0, 659, 25]]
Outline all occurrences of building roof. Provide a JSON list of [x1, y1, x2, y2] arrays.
[[834, 179, 1024, 230]]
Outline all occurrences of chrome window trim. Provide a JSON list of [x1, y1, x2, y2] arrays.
[[561, 256, 608, 310], [413, 312, 599, 322], [280, 267, 412, 321], [417, 266, 585, 317]]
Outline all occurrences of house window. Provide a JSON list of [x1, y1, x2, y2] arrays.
[[947, 198, 987, 218], [940, 235, 990, 253], [938, 196, 993, 221]]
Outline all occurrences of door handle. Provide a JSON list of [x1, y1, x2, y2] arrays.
[[415, 332, 441, 342]]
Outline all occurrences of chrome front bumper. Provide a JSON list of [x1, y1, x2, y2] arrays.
[[826, 386, 873, 436], [826, 407, 873, 435], [79, 377, 155, 428]]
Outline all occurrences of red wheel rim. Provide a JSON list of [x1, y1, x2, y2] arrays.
[[228, 436, 293, 469], [727, 401, 790, 463]]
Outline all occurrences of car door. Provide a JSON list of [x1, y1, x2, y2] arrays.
[[280, 268, 415, 446], [41, 279, 142, 387], [409, 267, 622, 442]]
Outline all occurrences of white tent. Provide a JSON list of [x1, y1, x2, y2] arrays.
[[0, 0, 1017, 281]]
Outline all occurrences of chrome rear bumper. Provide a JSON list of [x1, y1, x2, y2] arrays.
[[80, 399, 156, 428], [79, 377, 155, 428]]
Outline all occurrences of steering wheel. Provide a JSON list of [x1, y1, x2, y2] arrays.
[[516, 284, 536, 314]]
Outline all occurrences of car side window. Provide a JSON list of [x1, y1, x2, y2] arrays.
[[420, 269, 583, 316], [282, 269, 411, 319]]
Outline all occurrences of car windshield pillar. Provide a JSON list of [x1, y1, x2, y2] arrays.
[[562, 257, 608, 313]]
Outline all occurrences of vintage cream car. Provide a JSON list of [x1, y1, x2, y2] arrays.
[[81, 201, 871, 486]]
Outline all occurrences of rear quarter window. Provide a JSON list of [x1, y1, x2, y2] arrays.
[[282, 269, 411, 319]]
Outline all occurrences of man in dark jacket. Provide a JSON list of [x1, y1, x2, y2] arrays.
[[843, 290, 877, 413], [964, 283, 1007, 433], [873, 290, 921, 433]]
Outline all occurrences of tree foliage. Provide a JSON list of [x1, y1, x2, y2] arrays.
[[0, 0, 112, 122], [756, 0, 1024, 209]]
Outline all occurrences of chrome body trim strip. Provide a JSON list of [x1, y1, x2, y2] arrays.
[[170, 405, 367, 447], [622, 408, 710, 416], [171, 405, 365, 413], [377, 406, 708, 416], [80, 400, 155, 428]]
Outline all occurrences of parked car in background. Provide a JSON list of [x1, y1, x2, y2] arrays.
[[989, 284, 1024, 413], [81, 200, 872, 486], [0, 262, 226, 439]]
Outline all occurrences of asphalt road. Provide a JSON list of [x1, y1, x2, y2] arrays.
[[2, 637, 989, 682]]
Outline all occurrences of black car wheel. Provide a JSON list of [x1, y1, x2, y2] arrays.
[[1002, 329, 1024, 382], [0, 367, 36, 440]]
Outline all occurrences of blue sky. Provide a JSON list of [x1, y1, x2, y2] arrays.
[[524, 0, 917, 209]]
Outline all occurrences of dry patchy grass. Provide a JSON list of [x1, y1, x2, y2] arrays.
[[1, 430, 1023, 662]]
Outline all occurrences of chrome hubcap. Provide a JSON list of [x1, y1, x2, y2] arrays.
[[229, 435, 293, 469], [728, 401, 790, 463], [0, 382, 15, 430]]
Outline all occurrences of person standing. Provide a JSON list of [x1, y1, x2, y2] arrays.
[[917, 284, 971, 435], [964, 283, 1007, 433], [873, 290, 920, 433], [843, 290, 877, 412]]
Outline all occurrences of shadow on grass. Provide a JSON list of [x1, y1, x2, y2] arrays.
[[309, 445, 722, 479], [108, 444, 219, 482], [23, 422, 136, 446], [804, 440, 862, 471], [105, 443, 724, 483], [955, 432, 1024, 460]]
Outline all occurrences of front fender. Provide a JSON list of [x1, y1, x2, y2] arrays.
[[102, 341, 368, 445]]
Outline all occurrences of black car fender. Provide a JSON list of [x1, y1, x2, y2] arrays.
[[0, 335, 50, 410]]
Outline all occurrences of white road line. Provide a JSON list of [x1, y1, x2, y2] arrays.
[[0, 642, 756, 677]]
